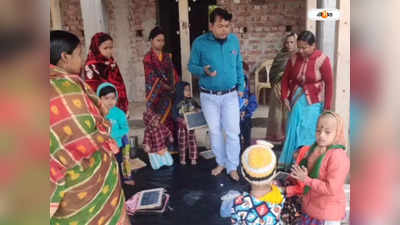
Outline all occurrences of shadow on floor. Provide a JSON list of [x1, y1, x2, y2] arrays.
[[124, 145, 282, 225]]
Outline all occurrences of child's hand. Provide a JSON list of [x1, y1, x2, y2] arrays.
[[143, 144, 150, 153], [290, 165, 308, 182], [240, 111, 246, 120], [169, 136, 174, 143], [178, 117, 186, 125], [244, 99, 249, 106]]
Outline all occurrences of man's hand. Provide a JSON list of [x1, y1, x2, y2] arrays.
[[204, 65, 217, 77]]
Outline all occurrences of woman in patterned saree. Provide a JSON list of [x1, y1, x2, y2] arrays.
[[143, 26, 179, 133], [266, 32, 297, 143], [50, 30, 130, 225]]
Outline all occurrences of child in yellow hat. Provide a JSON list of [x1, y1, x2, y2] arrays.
[[231, 140, 285, 225]]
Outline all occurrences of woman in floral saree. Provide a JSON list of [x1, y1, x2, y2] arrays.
[[50, 30, 130, 225], [143, 27, 179, 132]]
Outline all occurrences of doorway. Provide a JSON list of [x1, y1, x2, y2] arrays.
[[188, 0, 217, 97], [158, 0, 217, 97], [158, 0, 181, 76]]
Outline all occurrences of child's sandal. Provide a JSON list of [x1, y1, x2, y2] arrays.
[[191, 159, 197, 165], [180, 160, 186, 165]]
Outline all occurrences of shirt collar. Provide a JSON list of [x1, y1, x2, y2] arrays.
[[206, 32, 231, 42]]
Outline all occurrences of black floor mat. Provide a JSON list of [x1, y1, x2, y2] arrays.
[[124, 145, 282, 225]]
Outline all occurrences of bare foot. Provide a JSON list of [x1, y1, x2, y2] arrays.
[[180, 160, 186, 165], [229, 170, 240, 181], [191, 159, 197, 165], [211, 165, 224, 176], [124, 180, 135, 186]]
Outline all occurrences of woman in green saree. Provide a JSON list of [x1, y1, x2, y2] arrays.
[[266, 32, 297, 143], [50, 30, 131, 225]]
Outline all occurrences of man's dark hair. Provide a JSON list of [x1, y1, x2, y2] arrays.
[[50, 30, 80, 65], [209, 8, 232, 24]]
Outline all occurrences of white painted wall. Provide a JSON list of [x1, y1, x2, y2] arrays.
[[317, 0, 337, 68], [107, 0, 137, 102], [80, 0, 107, 55]]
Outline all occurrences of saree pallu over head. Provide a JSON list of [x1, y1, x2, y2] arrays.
[[50, 65, 126, 225], [269, 49, 292, 85], [84, 32, 129, 113], [143, 50, 179, 126], [300, 111, 347, 194]]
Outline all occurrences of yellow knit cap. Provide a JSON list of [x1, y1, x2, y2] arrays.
[[241, 141, 277, 185]]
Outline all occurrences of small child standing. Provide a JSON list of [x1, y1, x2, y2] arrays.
[[239, 76, 258, 151], [290, 111, 350, 225], [97, 82, 134, 185], [172, 81, 201, 165], [231, 141, 285, 225], [143, 109, 174, 170]]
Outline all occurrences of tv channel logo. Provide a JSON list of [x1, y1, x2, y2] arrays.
[[308, 8, 340, 21]]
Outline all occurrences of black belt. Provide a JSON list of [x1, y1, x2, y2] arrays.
[[200, 86, 237, 95]]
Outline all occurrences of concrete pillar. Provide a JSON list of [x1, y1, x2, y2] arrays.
[[317, 0, 337, 68], [107, 0, 137, 102], [334, 0, 350, 148], [306, 0, 317, 35], [178, 0, 192, 87], [80, 0, 107, 54], [50, 0, 62, 30]]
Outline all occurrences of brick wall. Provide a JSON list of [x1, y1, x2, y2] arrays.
[[127, 0, 157, 102], [56, 0, 305, 102], [59, 0, 85, 48], [217, 0, 306, 72]]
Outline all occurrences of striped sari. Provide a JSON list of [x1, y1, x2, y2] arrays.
[[50, 65, 128, 225], [266, 50, 292, 141]]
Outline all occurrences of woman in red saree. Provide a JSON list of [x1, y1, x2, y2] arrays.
[[143, 27, 179, 132], [84, 32, 129, 114]]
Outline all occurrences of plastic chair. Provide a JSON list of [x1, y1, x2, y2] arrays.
[[254, 59, 273, 104]]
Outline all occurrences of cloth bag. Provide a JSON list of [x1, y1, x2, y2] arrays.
[[220, 190, 241, 218], [148, 150, 173, 170]]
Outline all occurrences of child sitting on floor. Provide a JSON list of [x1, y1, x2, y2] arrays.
[[172, 81, 201, 165], [239, 75, 258, 152], [231, 141, 285, 225], [97, 82, 134, 185], [143, 109, 174, 170], [289, 111, 350, 225]]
